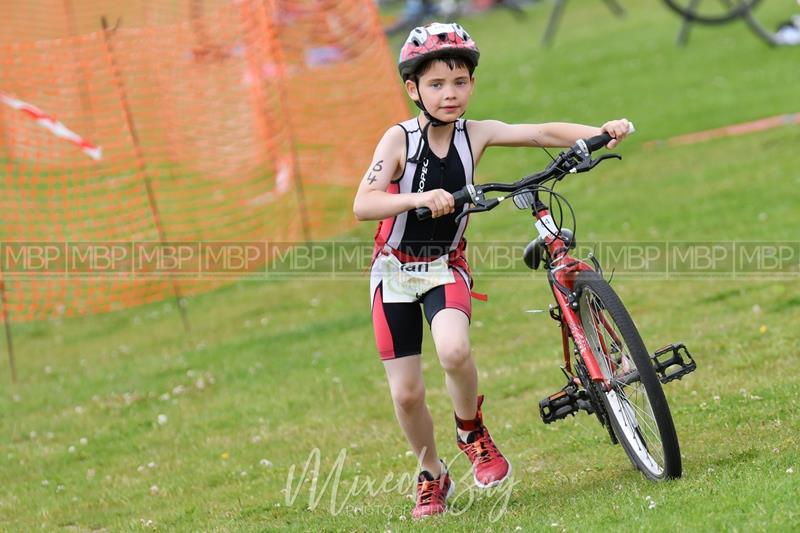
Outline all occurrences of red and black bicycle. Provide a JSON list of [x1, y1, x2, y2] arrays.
[[415, 130, 696, 480]]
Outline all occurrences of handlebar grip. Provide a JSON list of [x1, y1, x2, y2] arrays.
[[585, 133, 613, 152], [414, 188, 471, 220], [452, 188, 470, 208]]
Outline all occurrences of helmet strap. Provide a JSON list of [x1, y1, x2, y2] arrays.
[[414, 95, 447, 128]]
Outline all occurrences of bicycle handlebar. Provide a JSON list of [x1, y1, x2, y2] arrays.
[[414, 124, 634, 221]]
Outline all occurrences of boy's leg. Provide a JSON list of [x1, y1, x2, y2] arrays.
[[383, 355, 443, 477], [373, 282, 442, 476], [424, 278, 511, 488], [429, 308, 478, 421]]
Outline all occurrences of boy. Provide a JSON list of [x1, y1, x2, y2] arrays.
[[352, 22, 631, 519]]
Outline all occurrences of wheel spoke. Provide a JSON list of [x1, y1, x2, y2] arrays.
[[617, 386, 665, 464], [588, 296, 619, 376], [618, 388, 661, 445], [606, 390, 663, 472]]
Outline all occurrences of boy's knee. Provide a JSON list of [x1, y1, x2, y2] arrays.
[[437, 341, 472, 372], [391, 380, 425, 411]]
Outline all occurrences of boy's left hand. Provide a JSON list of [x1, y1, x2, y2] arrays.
[[601, 119, 632, 149]]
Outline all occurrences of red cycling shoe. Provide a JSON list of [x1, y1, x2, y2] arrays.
[[412, 463, 455, 519], [456, 395, 512, 488]]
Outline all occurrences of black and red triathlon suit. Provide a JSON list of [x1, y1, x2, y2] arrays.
[[370, 117, 479, 361]]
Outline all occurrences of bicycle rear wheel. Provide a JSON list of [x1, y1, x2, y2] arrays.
[[662, 0, 762, 25], [574, 272, 682, 480]]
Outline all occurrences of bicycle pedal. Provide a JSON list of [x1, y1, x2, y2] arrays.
[[651, 343, 697, 384], [539, 379, 595, 424]]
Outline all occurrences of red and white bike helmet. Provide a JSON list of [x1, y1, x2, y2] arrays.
[[398, 22, 480, 81]]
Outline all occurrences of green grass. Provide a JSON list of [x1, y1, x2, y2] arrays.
[[3, 3, 800, 531]]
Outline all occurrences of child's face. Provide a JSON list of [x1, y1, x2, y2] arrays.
[[406, 60, 474, 123]]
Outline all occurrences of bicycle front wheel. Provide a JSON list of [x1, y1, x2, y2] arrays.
[[662, 0, 762, 25], [575, 272, 682, 480]]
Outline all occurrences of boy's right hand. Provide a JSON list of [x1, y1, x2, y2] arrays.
[[414, 189, 455, 218]]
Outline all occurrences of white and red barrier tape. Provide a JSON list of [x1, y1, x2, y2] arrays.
[[0, 91, 102, 161]]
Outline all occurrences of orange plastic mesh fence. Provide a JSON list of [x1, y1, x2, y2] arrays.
[[0, 0, 406, 322]]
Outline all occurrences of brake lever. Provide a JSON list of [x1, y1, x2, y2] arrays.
[[454, 198, 501, 224], [455, 205, 486, 224], [575, 153, 621, 173]]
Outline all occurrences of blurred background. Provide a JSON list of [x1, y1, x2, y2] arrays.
[[1, 1, 798, 530]]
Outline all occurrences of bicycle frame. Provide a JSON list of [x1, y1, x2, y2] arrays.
[[533, 205, 613, 390]]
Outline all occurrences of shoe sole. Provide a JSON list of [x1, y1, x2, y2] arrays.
[[473, 459, 513, 489]]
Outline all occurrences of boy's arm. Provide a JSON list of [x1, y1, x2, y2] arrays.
[[353, 126, 455, 221], [470, 119, 631, 151]]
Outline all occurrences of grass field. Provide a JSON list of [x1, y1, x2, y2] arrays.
[[2, 2, 800, 531]]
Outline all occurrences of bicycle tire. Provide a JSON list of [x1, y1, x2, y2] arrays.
[[574, 272, 682, 480], [662, 0, 762, 25]]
